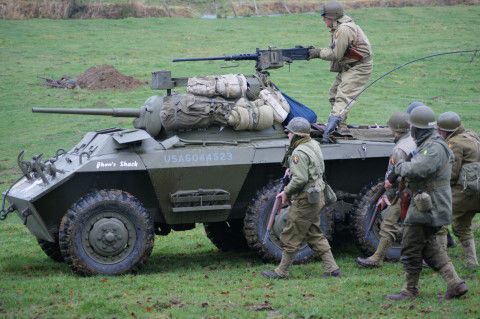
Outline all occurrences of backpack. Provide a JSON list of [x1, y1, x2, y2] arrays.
[[458, 162, 480, 196]]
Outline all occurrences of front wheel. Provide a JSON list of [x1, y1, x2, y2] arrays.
[[351, 181, 402, 260], [59, 189, 154, 276], [244, 179, 334, 263]]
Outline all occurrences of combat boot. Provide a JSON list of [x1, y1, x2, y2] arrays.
[[261, 251, 294, 280], [356, 237, 392, 268], [320, 250, 340, 277], [321, 115, 340, 144], [385, 272, 419, 301], [461, 239, 479, 269], [439, 262, 468, 300]]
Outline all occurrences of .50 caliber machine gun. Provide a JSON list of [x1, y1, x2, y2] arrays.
[[173, 46, 313, 72]]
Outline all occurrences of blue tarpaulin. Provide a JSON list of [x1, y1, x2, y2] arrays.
[[277, 89, 318, 125]]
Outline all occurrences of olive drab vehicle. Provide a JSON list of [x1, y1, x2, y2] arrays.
[[1, 47, 397, 275]]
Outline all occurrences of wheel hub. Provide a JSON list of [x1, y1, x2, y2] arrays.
[[89, 218, 129, 257], [82, 211, 136, 265]]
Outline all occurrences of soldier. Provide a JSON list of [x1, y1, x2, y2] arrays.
[[262, 117, 340, 279], [437, 111, 480, 268], [308, 1, 373, 143], [356, 111, 416, 268], [386, 105, 468, 301]]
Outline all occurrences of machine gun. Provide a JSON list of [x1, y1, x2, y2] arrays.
[[173, 46, 313, 72]]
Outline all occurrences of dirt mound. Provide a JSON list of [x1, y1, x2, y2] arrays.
[[76, 65, 143, 90]]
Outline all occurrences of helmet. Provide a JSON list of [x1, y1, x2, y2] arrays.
[[406, 101, 425, 114], [285, 117, 311, 136], [320, 1, 344, 20], [409, 105, 436, 129], [387, 112, 410, 132], [437, 111, 461, 132]]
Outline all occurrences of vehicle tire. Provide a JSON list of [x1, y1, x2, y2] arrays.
[[37, 234, 64, 263], [59, 189, 154, 276], [203, 219, 249, 251], [351, 181, 402, 260], [244, 179, 335, 263]]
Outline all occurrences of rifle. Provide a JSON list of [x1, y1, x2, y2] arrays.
[[262, 174, 290, 244], [173, 46, 313, 72], [365, 185, 386, 239]]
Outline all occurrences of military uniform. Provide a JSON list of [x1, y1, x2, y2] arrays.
[[357, 132, 416, 267], [310, 15, 372, 123], [262, 118, 340, 279], [386, 106, 467, 301], [445, 126, 480, 266], [280, 139, 338, 273]]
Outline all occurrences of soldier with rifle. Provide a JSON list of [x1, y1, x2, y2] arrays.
[[308, 1, 373, 143], [261, 117, 340, 279], [385, 105, 468, 301], [356, 110, 416, 268], [437, 111, 480, 268]]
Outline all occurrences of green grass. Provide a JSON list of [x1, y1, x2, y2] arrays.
[[0, 6, 479, 318]]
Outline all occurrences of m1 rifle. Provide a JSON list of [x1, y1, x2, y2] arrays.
[[173, 46, 312, 72], [262, 174, 291, 244]]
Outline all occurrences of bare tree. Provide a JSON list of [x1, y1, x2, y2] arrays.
[[252, 0, 258, 15]]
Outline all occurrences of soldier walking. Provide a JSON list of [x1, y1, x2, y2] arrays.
[[386, 105, 468, 300], [262, 117, 340, 279], [308, 1, 373, 143], [356, 111, 416, 267], [437, 111, 480, 268]]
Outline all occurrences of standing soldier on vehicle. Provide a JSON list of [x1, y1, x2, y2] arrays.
[[356, 111, 416, 268], [308, 1, 373, 143], [261, 117, 340, 279], [386, 105, 468, 301], [437, 111, 480, 268]]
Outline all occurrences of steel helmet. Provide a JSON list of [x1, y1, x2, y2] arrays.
[[387, 112, 410, 132], [437, 111, 461, 132], [320, 1, 344, 20], [409, 105, 436, 129], [285, 117, 311, 136], [406, 101, 425, 114]]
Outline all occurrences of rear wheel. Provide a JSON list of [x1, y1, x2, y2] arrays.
[[59, 189, 154, 276], [351, 181, 402, 260], [203, 220, 249, 251], [244, 179, 334, 263]]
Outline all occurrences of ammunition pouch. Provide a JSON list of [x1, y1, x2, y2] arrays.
[[307, 185, 321, 204], [413, 191, 433, 213]]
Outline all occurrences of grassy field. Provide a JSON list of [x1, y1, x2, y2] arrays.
[[0, 5, 479, 318]]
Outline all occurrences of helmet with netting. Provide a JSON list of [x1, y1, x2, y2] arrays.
[[285, 117, 311, 136], [409, 105, 436, 129], [320, 1, 344, 20], [437, 111, 461, 132], [387, 112, 410, 133]]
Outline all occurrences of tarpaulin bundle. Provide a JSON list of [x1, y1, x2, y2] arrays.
[[273, 86, 317, 124]]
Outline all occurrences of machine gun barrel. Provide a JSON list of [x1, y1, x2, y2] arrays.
[[173, 53, 259, 63], [32, 107, 141, 117]]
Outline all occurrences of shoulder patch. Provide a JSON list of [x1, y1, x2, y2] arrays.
[[422, 149, 428, 155], [292, 155, 300, 164]]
